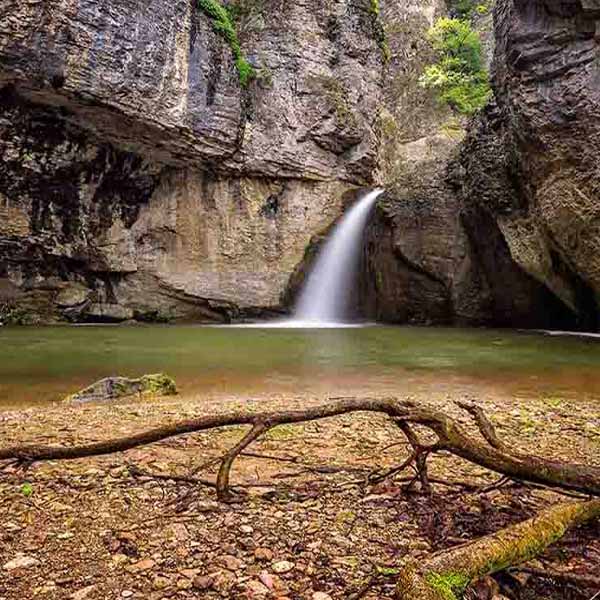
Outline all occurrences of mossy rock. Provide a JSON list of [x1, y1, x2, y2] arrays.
[[64, 373, 178, 404]]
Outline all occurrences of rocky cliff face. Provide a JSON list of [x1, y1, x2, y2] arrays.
[[2, 0, 598, 328], [456, 0, 600, 330], [362, 0, 598, 330], [0, 0, 384, 323]]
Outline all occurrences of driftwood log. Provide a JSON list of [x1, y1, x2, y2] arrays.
[[1, 397, 599, 598], [396, 498, 600, 599]]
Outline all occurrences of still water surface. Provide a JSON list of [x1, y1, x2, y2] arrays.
[[1, 325, 600, 409]]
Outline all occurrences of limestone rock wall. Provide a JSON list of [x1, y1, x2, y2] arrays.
[[361, 0, 590, 329], [0, 0, 385, 323], [457, 0, 600, 330], [3, 0, 598, 328]]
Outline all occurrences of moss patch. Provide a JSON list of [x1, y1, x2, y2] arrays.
[[367, 0, 390, 63], [140, 373, 178, 396], [425, 572, 470, 600]]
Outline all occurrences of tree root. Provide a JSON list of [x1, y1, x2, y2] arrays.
[[395, 498, 600, 599]]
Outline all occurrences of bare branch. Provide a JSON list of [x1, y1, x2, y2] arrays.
[[1, 398, 599, 496], [216, 422, 271, 502], [457, 401, 510, 453]]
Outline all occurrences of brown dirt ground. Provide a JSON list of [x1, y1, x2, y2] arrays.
[[0, 388, 599, 600]]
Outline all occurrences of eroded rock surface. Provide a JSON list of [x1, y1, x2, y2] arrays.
[[0, 0, 384, 323], [361, 0, 597, 329], [456, 0, 600, 329], [2, 0, 598, 328]]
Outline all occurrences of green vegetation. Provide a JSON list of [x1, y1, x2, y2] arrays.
[[20, 482, 33, 497], [368, 0, 390, 63], [452, 0, 490, 19], [0, 303, 37, 325], [197, 0, 255, 86], [425, 572, 470, 600], [140, 373, 178, 396], [265, 424, 301, 440], [419, 17, 491, 115]]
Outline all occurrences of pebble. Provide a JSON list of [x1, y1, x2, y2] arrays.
[[192, 575, 213, 590], [125, 558, 155, 573], [312, 593, 333, 600], [152, 576, 170, 590], [177, 579, 192, 590], [70, 586, 95, 600], [3, 555, 40, 570], [219, 554, 244, 571], [246, 580, 270, 597], [240, 524, 254, 534], [121, 592, 133, 599], [254, 547, 274, 561], [272, 560, 294, 574]]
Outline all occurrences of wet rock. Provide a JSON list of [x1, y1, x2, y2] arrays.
[[64, 373, 177, 403], [55, 283, 91, 308], [84, 303, 134, 323]]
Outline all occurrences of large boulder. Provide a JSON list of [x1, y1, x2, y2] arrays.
[[64, 374, 178, 404], [84, 303, 134, 323]]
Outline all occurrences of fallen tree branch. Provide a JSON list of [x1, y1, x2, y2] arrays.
[[216, 422, 271, 502], [1, 398, 599, 498], [394, 405, 600, 496], [395, 498, 600, 599], [456, 401, 511, 454]]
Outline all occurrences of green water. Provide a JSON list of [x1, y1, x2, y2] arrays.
[[1, 325, 600, 409]]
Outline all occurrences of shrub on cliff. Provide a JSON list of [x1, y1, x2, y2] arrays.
[[419, 17, 491, 115], [197, 0, 255, 86]]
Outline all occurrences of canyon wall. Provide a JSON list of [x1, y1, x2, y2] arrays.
[[1, 0, 599, 329], [362, 0, 598, 330], [0, 0, 383, 323], [457, 0, 600, 330]]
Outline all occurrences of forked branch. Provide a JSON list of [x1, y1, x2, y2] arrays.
[[1, 398, 599, 497]]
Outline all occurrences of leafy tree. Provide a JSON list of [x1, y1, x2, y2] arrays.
[[419, 17, 491, 115]]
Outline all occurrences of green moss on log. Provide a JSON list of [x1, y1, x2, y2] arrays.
[[425, 572, 470, 600]]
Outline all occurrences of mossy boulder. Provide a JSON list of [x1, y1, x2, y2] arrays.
[[64, 373, 178, 404]]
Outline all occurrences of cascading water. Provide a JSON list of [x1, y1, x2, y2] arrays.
[[293, 188, 384, 325]]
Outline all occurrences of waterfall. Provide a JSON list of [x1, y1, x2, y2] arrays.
[[293, 188, 384, 325]]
